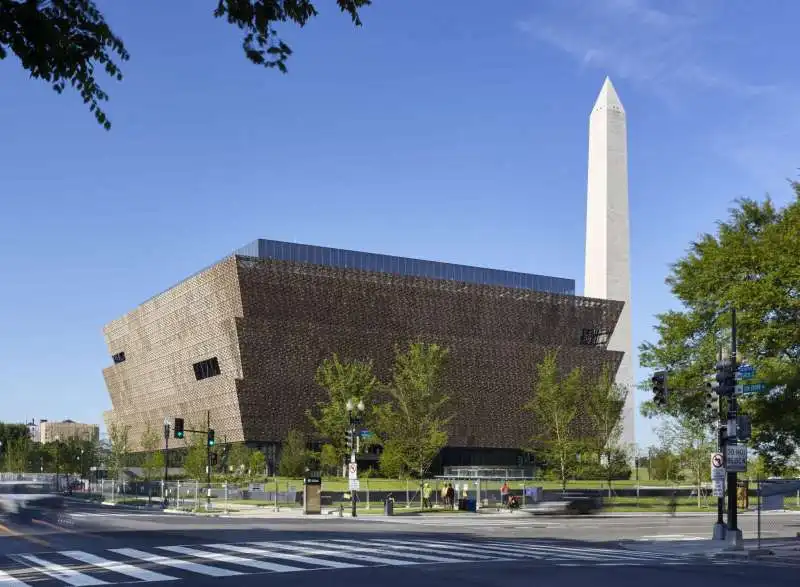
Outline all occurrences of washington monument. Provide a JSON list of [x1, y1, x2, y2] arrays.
[[584, 77, 635, 446]]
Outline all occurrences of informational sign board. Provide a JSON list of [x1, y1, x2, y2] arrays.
[[349, 478, 360, 491], [726, 445, 747, 472], [348, 462, 358, 480], [712, 479, 724, 497], [711, 452, 725, 481]]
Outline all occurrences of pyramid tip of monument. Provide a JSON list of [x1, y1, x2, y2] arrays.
[[593, 76, 625, 111]]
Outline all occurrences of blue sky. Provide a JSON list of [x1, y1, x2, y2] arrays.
[[1, 0, 798, 450]]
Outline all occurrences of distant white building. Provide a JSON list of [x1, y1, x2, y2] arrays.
[[38, 419, 100, 444]]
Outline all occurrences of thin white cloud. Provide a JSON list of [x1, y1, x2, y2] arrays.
[[516, 0, 774, 101], [517, 0, 798, 185]]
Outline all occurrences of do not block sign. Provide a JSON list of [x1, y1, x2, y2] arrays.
[[710, 452, 725, 480]]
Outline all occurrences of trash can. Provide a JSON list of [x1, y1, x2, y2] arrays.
[[465, 498, 477, 512], [384, 497, 394, 516]]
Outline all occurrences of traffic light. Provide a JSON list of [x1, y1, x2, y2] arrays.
[[715, 359, 736, 396], [174, 418, 184, 439], [705, 382, 719, 420], [210, 453, 218, 466], [207, 429, 215, 447], [345, 428, 353, 453], [652, 371, 668, 407]]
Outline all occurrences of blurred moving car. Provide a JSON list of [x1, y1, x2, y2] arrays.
[[0, 481, 65, 523]]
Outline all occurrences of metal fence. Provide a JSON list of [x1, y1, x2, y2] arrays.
[[91, 479, 302, 511]]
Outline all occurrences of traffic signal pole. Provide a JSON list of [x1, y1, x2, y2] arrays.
[[726, 308, 742, 546]]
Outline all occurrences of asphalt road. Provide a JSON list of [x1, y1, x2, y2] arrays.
[[0, 501, 797, 586]]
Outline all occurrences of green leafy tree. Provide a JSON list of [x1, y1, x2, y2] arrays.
[[657, 416, 714, 505], [309, 353, 378, 469], [648, 448, 682, 482], [278, 430, 309, 477], [247, 449, 266, 481], [375, 342, 452, 480], [525, 351, 583, 492], [584, 365, 628, 488], [225, 443, 250, 481], [182, 424, 209, 482], [106, 422, 130, 484], [639, 184, 800, 466], [377, 439, 407, 479], [2, 435, 30, 472], [140, 423, 164, 502], [0, 0, 371, 130], [319, 443, 339, 476]]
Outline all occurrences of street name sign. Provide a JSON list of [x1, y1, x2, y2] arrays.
[[710, 452, 725, 481], [726, 445, 747, 472]]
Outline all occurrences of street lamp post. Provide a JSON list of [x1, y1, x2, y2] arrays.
[[55, 436, 61, 492], [345, 399, 365, 518], [163, 418, 170, 507]]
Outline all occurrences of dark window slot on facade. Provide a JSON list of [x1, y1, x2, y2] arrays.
[[112, 352, 126, 364], [580, 328, 610, 346], [193, 357, 221, 380]]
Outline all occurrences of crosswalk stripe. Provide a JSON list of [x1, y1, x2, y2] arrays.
[[211, 544, 361, 569], [0, 569, 29, 586], [110, 548, 243, 578], [502, 543, 637, 560], [292, 540, 466, 564], [59, 551, 177, 583], [158, 546, 301, 573], [251, 542, 417, 566], [329, 539, 499, 560], [15, 554, 107, 586], [369, 539, 533, 559], [488, 541, 674, 562]]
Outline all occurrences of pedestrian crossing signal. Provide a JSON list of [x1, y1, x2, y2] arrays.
[[174, 418, 184, 439]]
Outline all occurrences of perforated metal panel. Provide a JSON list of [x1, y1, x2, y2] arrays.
[[103, 255, 623, 452]]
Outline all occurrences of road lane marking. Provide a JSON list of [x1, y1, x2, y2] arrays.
[[0, 569, 30, 586], [110, 548, 243, 578], [158, 545, 301, 573], [59, 551, 177, 583], [212, 543, 362, 569], [16, 554, 107, 586]]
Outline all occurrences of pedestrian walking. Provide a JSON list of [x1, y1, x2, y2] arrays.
[[422, 482, 432, 509]]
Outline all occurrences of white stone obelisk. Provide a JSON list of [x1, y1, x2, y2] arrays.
[[584, 77, 635, 446]]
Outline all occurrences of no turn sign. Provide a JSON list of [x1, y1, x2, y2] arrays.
[[348, 462, 358, 480], [710, 452, 725, 480]]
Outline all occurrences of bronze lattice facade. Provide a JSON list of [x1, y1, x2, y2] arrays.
[[103, 242, 623, 463]]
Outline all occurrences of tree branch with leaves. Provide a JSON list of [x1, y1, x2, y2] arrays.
[[640, 183, 800, 470], [0, 0, 372, 129]]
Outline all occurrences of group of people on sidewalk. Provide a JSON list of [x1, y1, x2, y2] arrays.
[[417, 480, 519, 510]]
